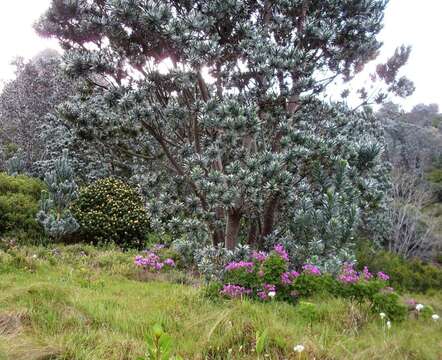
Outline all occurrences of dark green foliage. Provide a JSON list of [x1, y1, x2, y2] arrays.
[[261, 254, 288, 285], [357, 248, 442, 293], [292, 274, 336, 298], [419, 304, 435, 320], [0, 173, 45, 241], [223, 266, 259, 291], [371, 292, 407, 322], [202, 282, 223, 301], [72, 178, 150, 248], [333, 279, 384, 303]]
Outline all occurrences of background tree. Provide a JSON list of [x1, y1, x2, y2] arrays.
[[387, 167, 438, 259], [0, 50, 73, 174], [0, 49, 129, 180], [380, 102, 442, 171], [36, 0, 411, 258]]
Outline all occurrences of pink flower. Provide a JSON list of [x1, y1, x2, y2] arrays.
[[377, 271, 390, 281], [154, 262, 164, 270], [338, 263, 359, 284], [274, 244, 289, 261], [225, 261, 255, 272], [281, 270, 300, 285], [251, 251, 268, 262], [258, 284, 276, 301], [257, 291, 268, 300], [263, 283, 276, 292], [361, 266, 373, 280], [220, 284, 251, 298], [134, 252, 167, 272], [405, 298, 417, 307], [163, 258, 175, 267], [302, 264, 321, 276]]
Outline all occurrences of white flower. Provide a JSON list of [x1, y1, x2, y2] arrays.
[[32, 254, 37, 259], [415, 304, 424, 311], [386, 320, 391, 329], [432, 314, 440, 321], [268, 291, 276, 298], [293, 344, 305, 353], [379, 312, 386, 319]]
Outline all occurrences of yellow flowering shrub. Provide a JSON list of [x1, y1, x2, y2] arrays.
[[72, 178, 150, 248]]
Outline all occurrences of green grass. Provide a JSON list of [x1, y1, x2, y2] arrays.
[[0, 245, 441, 359]]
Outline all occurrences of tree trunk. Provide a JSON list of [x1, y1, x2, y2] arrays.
[[211, 200, 225, 246], [262, 196, 279, 239], [247, 218, 258, 246], [225, 209, 242, 250]]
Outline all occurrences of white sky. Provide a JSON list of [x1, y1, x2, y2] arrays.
[[0, 0, 441, 111]]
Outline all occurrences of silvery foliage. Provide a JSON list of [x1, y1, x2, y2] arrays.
[[173, 233, 250, 280], [37, 0, 392, 260], [35, 112, 114, 182], [37, 149, 79, 239], [195, 244, 251, 281], [6, 150, 27, 176], [262, 104, 390, 270]]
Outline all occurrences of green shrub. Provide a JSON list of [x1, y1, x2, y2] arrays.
[[292, 273, 336, 298], [0, 173, 43, 199], [223, 265, 259, 290], [419, 304, 435, 320], [202, 282, 223, 301], [0, 173, 45, 242], [295, 301, 319, 323], [71, 178, 150, 248], [371, 292, 407, 322], [356, 248, 442, 293], [262, 254, 288, 285]]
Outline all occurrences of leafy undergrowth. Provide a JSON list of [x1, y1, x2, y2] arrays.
[[0, 245, 441, 359]]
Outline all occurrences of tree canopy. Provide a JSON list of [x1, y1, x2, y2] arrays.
[[34, 0, 406, 265]]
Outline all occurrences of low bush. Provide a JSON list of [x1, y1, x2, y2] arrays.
[[71, 178, 150, 248], [356, 247, 442, 293], [134, 244, 178, 272], [214, 244, 407, 321], [0, 173, 45, 242], [0, 173, 43, 199]]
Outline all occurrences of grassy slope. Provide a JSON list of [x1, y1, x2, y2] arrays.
[[0, 245, 441, 360]]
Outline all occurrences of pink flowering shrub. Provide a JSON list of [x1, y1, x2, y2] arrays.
[[220, 284, 251, 298], [216, 244, 406, 320], [302, 264, 321, 276], [134, 245, 177, 272]]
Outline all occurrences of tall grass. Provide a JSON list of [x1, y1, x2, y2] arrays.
[[0, 245, 441, 359]]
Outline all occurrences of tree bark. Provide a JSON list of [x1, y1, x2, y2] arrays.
[[262, 196, 279, 239], [247, 218, 258, 246], [212, 207, 225, 246], [225, 209, 242, 250]]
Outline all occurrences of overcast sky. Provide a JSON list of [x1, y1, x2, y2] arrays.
[[0, 0, 440, 111]]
